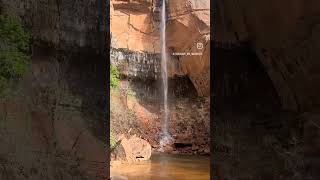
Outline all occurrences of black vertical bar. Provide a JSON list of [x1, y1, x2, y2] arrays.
[[210, 0, 216, 179], [106, 0, 110, 178], [102, 0, 110, 178], [212, 0, 228, 179]]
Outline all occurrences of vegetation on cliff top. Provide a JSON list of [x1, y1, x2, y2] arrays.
[[0, 15, 30, 97]]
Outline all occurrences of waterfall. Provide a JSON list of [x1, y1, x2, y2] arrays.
[[159, 0, 171, 150]]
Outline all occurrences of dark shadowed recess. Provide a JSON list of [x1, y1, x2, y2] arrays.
[[212, 43, 310, 180], [214, 46, 281, 114], [123, 75, 198, 111]]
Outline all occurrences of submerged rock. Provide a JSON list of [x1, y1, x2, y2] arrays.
[[112, 135, 152, 162]]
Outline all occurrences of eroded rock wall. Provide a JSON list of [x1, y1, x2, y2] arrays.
[[111, 0, 159, 53], [166, 0, 210, 96]]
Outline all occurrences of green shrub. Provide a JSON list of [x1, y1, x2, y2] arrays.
[[110, 65, 119, 88], [0, 15, 30, 97], [110, 131, 117, 152]]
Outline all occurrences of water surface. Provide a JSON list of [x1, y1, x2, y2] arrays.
[[111, 153, 210, 180]]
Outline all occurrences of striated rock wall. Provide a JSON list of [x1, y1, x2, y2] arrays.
[[110, 48, 161, 79]]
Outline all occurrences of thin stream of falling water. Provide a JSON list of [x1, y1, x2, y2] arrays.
[[159, 0, 171, 150]]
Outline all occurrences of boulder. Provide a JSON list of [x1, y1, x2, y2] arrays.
[[112, 135, 152, 162]]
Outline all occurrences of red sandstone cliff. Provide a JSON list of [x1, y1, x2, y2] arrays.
[[110, 0, 211, 96]]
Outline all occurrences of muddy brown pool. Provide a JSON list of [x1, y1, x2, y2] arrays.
[[111, 153, 210, 180]]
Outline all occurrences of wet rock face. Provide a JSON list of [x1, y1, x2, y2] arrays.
[[2, 0, 106, 51], [111, 48, 161, 79]]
